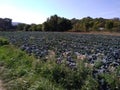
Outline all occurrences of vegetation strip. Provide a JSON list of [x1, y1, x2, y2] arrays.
[[0, 15, 120, 32]]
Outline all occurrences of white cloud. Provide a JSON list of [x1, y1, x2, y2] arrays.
[[0, 5, 47, 24]]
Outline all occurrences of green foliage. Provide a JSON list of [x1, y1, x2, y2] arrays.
[[0, 45, 94, 90], [36, 24, 43, 31], [0, 45, 33, 80], [81, 76, 99, 90], [0, 18, 12, 30], [0, 37, 9, 46], [0, 45, 63, 90], [94, 60, 103, 69], [72, 17, 120, 32], [43, 14, 72, 31], [37, 60, 93, 89], [0, 16, 120, 32], [105, 20, 114, 30], [17, 23, 26, 30], [29, 24, 37, 31], [23, 24, 31, 31], [100, 73, 120, 90], [16, 23, 43, 31]]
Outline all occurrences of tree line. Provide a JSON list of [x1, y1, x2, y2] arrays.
[[0, 18, 12, 31], [71, 17, 120, 32], [0, 15, 120, 32]]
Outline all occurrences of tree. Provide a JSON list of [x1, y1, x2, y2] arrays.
[[0, 18, 12, 30], [17, 23, 26, 30], [29, 24, 37, 31], [36, 24, 42, 31], [112, 20, 120, 32], [24, 24, 31, 31], [58, 17, 72, 31], [105, 20, 113, 31], [43, 15, 72, 31], [43, 22, 50, 31]]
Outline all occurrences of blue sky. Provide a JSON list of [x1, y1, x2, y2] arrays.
[[0, 0, 120, 24]]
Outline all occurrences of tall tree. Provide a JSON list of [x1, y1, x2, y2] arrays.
[[0, 18, 12, 30], [43, 15, 72, 31]]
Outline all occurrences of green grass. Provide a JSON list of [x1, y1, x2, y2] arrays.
[[0, 45, 64, 90], [0, 37, 9, 46]]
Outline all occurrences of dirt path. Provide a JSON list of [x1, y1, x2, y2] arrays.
[[66, 32, 120, 36], [0, 80, 5, 90]]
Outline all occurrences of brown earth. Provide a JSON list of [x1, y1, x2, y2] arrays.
[[0, 80, 5, 90], [66, 31, 120, 36]]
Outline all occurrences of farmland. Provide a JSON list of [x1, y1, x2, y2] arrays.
[[0, 32, 120, 90]]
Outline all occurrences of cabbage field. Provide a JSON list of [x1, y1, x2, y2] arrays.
[[0, 32, 120, 90]]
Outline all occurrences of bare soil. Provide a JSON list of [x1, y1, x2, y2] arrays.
[[66, 31, 120, 36], [0, 80, 5, 90]]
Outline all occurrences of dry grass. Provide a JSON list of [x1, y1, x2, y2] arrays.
[[66, 31, 120, 36]]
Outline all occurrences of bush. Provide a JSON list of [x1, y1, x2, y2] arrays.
[[38, 60, 93, 90], [0, 37, 9, 46], [100, 73, 120, 90], [81, 76, 99, 90]]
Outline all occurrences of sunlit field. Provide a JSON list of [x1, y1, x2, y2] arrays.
[[0, 32, 120, 90]]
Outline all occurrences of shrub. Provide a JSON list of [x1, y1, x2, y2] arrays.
[[38, 60, 93, 90], [0, 37, 9, 46], [81, 76, 99, 90]]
